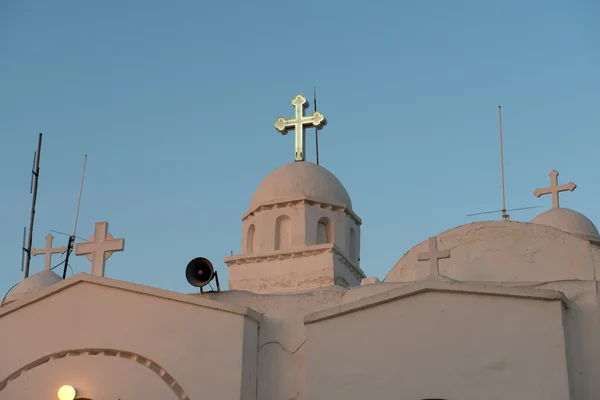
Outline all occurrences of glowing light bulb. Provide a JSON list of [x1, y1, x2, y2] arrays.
[[57, 385, 76, 400]]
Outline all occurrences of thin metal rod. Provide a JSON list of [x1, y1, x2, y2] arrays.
[[29, 151, 36, 193], [214, 271, 221, 292], [73, 155, 87, 239], [24, 133, 42, 279], [62, 236, 74, 279], [314, 86, 319, 165], [63, 155, 87, 279], [21, 227, 26, 272], [498, 106, 508, 221]]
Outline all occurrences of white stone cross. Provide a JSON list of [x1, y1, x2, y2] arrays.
[[274, 94, 327, 162], [533, 169, 576, 209], [75, 221, 125, 277], [417, 236, 451, 280], [31, 233, 67, 271]]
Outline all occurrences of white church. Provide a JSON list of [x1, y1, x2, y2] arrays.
[[1, 94, 599, 400]]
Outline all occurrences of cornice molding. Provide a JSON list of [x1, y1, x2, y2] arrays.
[[225, 243, 366, 281], [242, 196, 362, 226]]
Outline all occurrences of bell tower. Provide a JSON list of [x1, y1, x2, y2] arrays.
[[224, 94, 365, 294]]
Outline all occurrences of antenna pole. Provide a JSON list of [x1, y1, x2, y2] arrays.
[[498, 106, 508, 221], [24, 133, 42, 279], [63, 155, 87, 279], [314, 86, 320, 165], [73, 155, 87, 239]]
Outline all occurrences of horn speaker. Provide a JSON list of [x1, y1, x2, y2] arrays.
[[185, 257, 215, 288]]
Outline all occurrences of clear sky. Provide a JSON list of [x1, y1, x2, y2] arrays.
[[1, 0, 598, 297]]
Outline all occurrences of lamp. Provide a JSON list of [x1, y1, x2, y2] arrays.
[[57, 385, 77, 400]]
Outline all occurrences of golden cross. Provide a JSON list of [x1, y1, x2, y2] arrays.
[[274, 94, 326, 161]]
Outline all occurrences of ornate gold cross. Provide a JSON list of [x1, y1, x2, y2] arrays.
[[274, 94, 326, 161]]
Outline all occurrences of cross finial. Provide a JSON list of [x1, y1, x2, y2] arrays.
[[75, 221, 125, 277], [417, 236, 451, 281], [31, 233, 67, 271], [533, 169, 576, 209], [274, 94, 327, 162]]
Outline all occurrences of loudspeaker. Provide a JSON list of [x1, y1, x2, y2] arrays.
[[185, 257, 215, 288]]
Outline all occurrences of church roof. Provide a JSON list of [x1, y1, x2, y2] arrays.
[[0, 273, 263, 323], [248, 161, 352, 212], [531, 208, 600, 240], [304, 280, 567, 324]]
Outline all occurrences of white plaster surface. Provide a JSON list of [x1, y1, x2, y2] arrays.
[[248, 162, 352, 212], [532, 207, 600, 239], [226, 244, 364, 294], [4, 270, 62, 304], [306, 288, 570, 400], [385, 220, 599, 283], [5, 262, 600, 399], [0, 274, 260, 400]]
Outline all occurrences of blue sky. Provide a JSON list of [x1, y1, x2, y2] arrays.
[[1, 0, 598, 297]]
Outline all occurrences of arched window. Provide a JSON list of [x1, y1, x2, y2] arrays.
[[349, 227, 357, 261], [317, 217, 333, 244], [246, 224, 255, 253], [275, 215, 292, 250]]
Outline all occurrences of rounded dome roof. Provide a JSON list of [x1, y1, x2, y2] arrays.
[[531, 208, 599, 239], [248, 162, 352, 212], [4, 270, 62, 305], [12, 270, 62, 295]]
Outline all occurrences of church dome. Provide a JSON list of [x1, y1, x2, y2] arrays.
[[248, 162, 352, 212], [531, 208, 599, 239], [5, 270, 62, 304]]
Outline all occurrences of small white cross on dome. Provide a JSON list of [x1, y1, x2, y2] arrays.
[[533, 169, 576, 209], [417, 236, 451, 281], [31, 233, 67, 271], [75, 221, 125, 277]]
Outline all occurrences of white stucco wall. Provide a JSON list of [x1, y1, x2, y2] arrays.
[[0, 276, 260, 400], [305, 289, 570, 400], [203, 286, 348, 400], [226, 243, 363, 294], [386, 221, 599, 283], [241, 202, 360, 263], [4, 218, 600, 400]]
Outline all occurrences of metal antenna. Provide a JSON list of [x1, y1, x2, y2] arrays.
[[465, 106, 541, 220], [498, 106, 509, 221], [29, 151, 36, 194], [62, 155, 87, 279], [23, 133, 43, 279], [466, 205, 542, 217], [314, 86, 319, 165], [20, 227, 26, 272], [49, 230, 85, 241]]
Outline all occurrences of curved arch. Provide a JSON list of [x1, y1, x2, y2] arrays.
[[317, 217, 333, 244], [246, 224, 255, 253], [275, 215, 292, 250], [0, 348, 191, 400]]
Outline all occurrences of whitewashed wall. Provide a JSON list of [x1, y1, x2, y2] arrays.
[[0, 276, 260, 400]]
